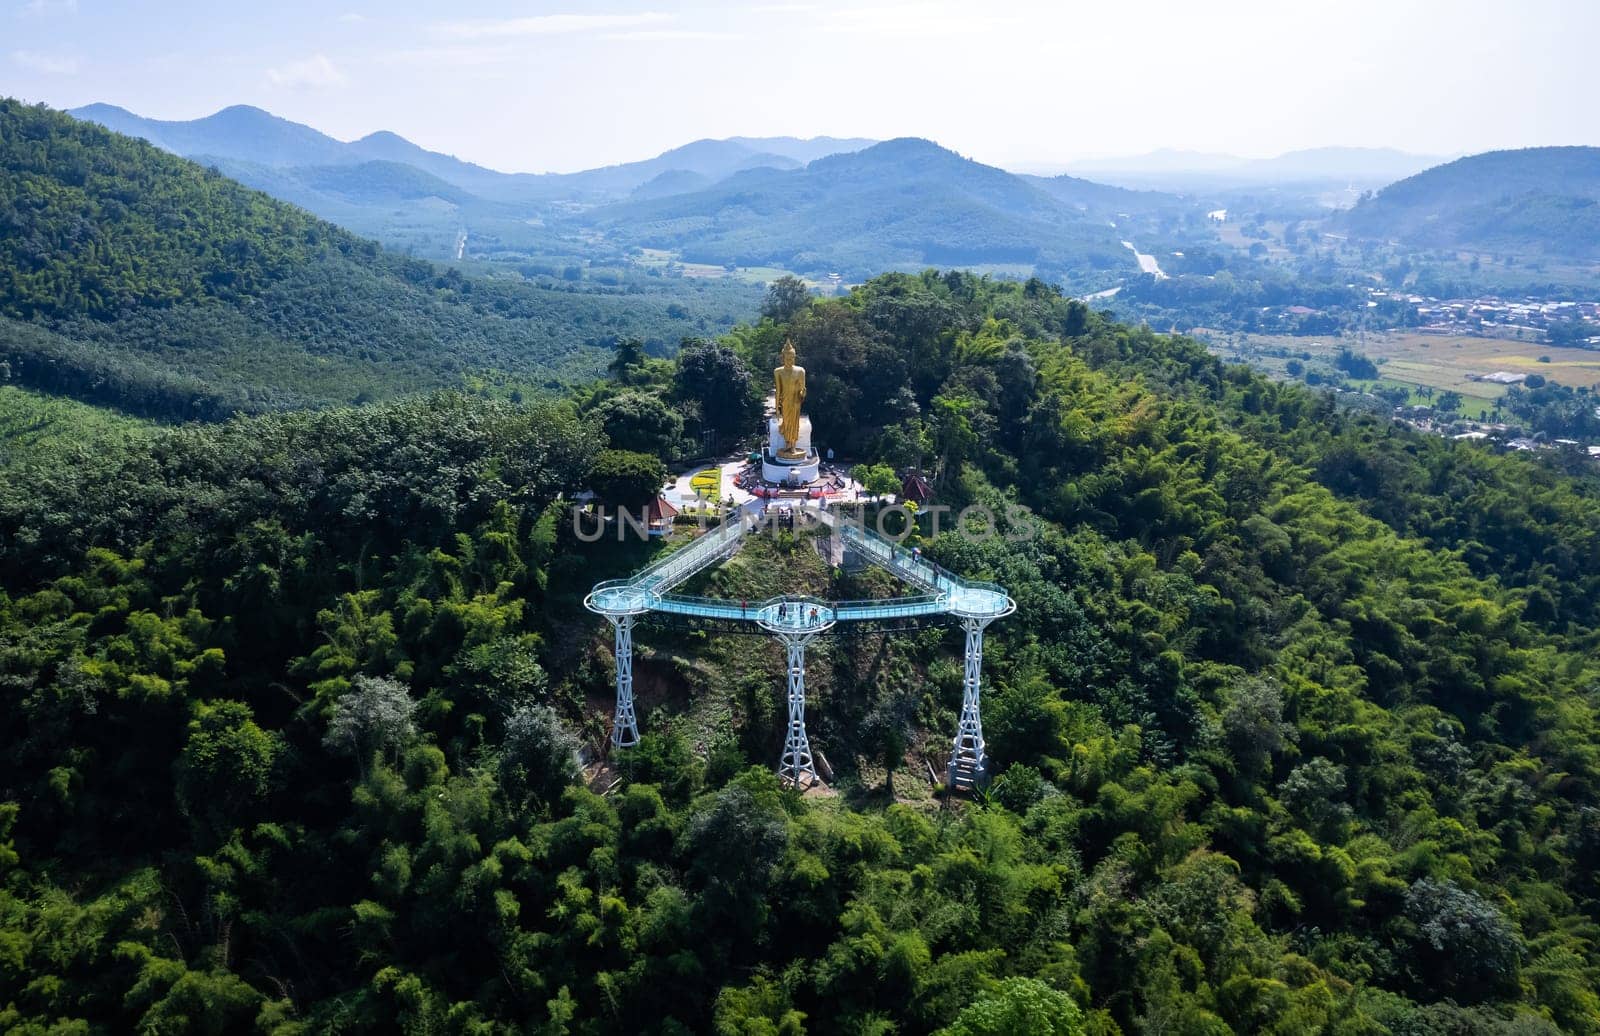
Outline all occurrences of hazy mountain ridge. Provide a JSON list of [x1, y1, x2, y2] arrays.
[[69, 102, 353, 167], [1059, 145, 1446, 190], [1021, 171, 1177, 214], [581, 137, 1140, 284], [545, 138, 804, 198], [725, 134, 876, 164], [1342, 145, 1600, 256], [199, 156, 480, 208], [66, 104, 1162, 284], [67, 103, 872, 202], [74, 101, 1599, 294]]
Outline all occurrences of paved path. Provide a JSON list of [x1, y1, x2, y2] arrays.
[[663, 455, 864, 513]]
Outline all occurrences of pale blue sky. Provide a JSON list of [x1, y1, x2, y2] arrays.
[[5, 0, 1596, 173]]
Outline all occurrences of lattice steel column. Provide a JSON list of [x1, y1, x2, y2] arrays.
[[948, 617, 990, 788], [609, 615, 640, 749], [778, 632, 818, 786]]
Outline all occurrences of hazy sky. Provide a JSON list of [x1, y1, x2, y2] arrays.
[[5, 0, 1596, 173]]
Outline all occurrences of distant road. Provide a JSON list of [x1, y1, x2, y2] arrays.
[[1121, 240, 1166, 278]]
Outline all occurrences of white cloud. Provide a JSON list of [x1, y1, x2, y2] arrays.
[[265, 53, 347, 89], [338, 12, 365, 22], [20, 0, 76, 16], [439, 12, 673, 39], [12, 49, 79, 74]]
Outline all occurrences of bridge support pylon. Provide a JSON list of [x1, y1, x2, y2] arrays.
[[777, 631, 819, 787], [948, 617, 992, 789], [607, 614, 640, 749]]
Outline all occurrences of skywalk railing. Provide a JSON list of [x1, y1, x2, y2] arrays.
[[836, 522, 950, 594], [653, 594, 754, 619], [652, 592, 949, 623], [832, 594, 949, 620], [632, 515, 747, 592], [588, 505, 1013, 629]]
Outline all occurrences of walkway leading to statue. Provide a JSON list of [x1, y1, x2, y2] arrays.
[[585, 505, 1013, 626], [584, 502, 1015, 790]]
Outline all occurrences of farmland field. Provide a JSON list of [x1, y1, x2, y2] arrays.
[[1202, 330, 1600, 412], [629, 248, 843, 290]]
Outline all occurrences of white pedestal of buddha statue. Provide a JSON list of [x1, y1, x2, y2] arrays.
[[762, 415, 820, 484]]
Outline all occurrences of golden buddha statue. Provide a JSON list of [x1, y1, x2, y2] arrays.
[[774, 339, 807, 459]]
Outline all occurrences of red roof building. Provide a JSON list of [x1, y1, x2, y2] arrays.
[[646, 495, 679, 536], [901, 472, 933, 504]]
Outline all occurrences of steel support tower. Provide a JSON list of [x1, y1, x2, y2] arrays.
[[607, 614, 640, 749], [948, 617, 992, 788], [777, 631, 818, 786]]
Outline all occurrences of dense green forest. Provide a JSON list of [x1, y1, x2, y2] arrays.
[[0, 100, 758, 420], [4, 271, 1600, 1032]]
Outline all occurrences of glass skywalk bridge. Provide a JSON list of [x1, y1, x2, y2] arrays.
[[584, 504, 1015, 789]]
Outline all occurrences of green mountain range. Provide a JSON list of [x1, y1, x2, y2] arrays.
[[0, 99, 757, 420], [67, 104, 1170, 283], [580, 137, 1141, 284]]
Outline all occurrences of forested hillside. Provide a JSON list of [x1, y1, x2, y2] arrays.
[[0, 99, 755, 420], [1342, 146, 1600, 257], [4, 272, 1600, 1032], [191, 155, 567, 259]]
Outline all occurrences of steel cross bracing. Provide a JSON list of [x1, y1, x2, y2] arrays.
[[777, 631, 819, 787], [948, 617, 990, 789], [608, 615, 639, 748], [583, 504, 1016, 787]]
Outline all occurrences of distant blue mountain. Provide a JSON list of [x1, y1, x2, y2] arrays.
[[67, 104, 872, 202], [69, 103, 351, 167], [725, 135, 876, 165], [1058, 146, 1445, 190]]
